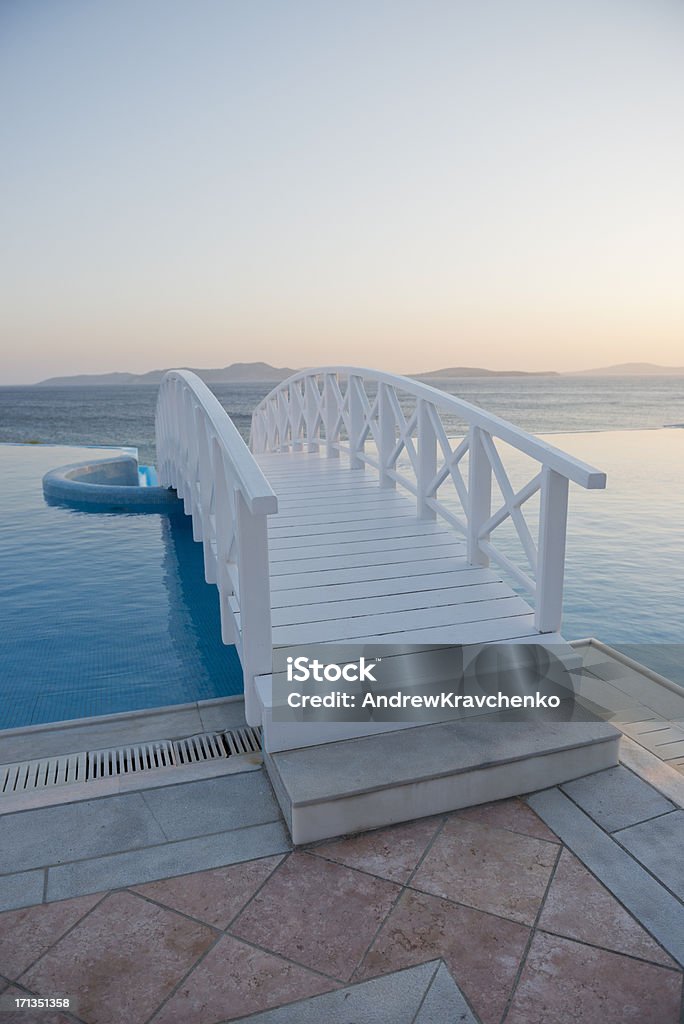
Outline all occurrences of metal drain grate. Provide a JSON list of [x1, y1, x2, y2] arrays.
[[0, 726, 262, 796]]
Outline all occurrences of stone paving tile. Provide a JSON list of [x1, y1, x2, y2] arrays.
[[230, 851, 400, 981], [222, 961, 463, 1024], [527, 788, 684, 966], [150, 934, 335, 1024], [619, 736, 684, 808], [0, 892, 103, 979], [132, 855, 284, 928], [140, 772, 281, 841], [0, 870, 45, 913], [614, 809, 684, 901], [538, 848, 676, 967], [46, 820, 290, 902], [309, 816, 442, 883], [453, 796, 561, 843], [562, 765, 675, 832], [19, 892, 216, 1024], [506, 931, 683, 1024], [411, 816, 558, 925], [414, 961, 479, 1024], [358, 887, 529, 1024], [0, 795, 166, 871]]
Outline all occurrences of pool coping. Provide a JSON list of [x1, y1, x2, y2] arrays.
[[42, 453, 181, 510], [0, 696, 246, 763]]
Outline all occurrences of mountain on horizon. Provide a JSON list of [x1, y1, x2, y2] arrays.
[[35, 362, 297, 386], [414, 366, 557, 378], [36, 363, 560, 386], [567, 362, 684, 376], [33, 360, 684, 386]]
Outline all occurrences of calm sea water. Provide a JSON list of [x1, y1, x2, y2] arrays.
[[0, 376, 682, 681], [1, 375, 683, 463]]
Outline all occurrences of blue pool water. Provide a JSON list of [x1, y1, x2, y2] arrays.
[[0, 420, 682, 731], [0, 444, 243, 730]]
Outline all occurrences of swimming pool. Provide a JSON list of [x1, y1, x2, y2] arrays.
[[0, 444, 243, 730], [0, 427, 681, 732]]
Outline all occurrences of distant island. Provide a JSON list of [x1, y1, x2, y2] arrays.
[[32, 360, 684, 386], [566, 362, 684, 376], [36, 362, 297, 386], [414, 367, 557, 378], [35, 363, 558, 386]]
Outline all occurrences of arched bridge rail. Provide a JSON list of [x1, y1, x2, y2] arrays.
[[157, 367, 606, 726], [251, 367, 605, 630], [156, 370, 277, 724]]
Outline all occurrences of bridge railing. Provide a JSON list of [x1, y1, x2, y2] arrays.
[[251, 367, 606, 634], [156, 370, 277, 725]]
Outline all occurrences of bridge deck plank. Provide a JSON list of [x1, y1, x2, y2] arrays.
[[255, 451, 555, 647]]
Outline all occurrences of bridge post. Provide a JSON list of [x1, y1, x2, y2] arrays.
[[267, 399, 278, 452], [417, 398, 437, 519], [277, 389, 290, 452], [305, 377, 320, 452], [324, 373, 340, 458], [349, 375, 365, 470], [235, 491, 273, 726], [192, 404, 210, 547], [378, 382, 396, 488], [291, 382, 303, 452], [535, 467, 569, 633], [182, 390, 199, 520], [467, 426, 492, 566]]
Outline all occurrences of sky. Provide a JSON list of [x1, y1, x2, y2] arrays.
[[1, 0, 683, 384]]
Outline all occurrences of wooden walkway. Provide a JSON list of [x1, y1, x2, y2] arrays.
[[156, 366, 605, 726], [156, 368, 616, 839], [256, 451, 563, 648]]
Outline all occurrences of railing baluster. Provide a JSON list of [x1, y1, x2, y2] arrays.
[[277, 389, 290, 452], [324, 372, 340, 458], [195, 415, 216, 583], [378, 382, 396, 488], [535, 467, 569, 633], [467, 426, 492, 566], [417, 398, 437, 520], [291, 381, 304, 451], [349, 374, 365, 470], [305, 376, 320, 452], [266, 399, 277, 451]]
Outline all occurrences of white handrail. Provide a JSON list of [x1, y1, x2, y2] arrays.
[[156, 370, 277, 725], [251, 366, 607, 634]]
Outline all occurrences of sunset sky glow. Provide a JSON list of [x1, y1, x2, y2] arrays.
[[1, 0, 683, 383]]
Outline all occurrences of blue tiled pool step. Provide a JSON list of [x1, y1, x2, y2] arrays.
[[42, 453, 179, 511]]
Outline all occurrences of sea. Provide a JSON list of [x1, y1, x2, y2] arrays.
[[1, 375, 682, 678], [2, 376, 683, 462]]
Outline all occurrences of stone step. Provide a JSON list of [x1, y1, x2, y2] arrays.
[[264, 713, 620, 843]]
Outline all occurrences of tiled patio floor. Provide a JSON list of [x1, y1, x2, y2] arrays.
[[1, 796, 681, 1024]]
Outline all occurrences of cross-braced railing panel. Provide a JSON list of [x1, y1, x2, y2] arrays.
[[156, 370, 277, 725], [251, 367, 606, 633]]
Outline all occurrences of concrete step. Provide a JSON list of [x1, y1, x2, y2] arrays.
[[264, 713, 620, 843]]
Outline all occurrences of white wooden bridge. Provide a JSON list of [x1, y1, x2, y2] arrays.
[[156, 368, 618, 840]]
